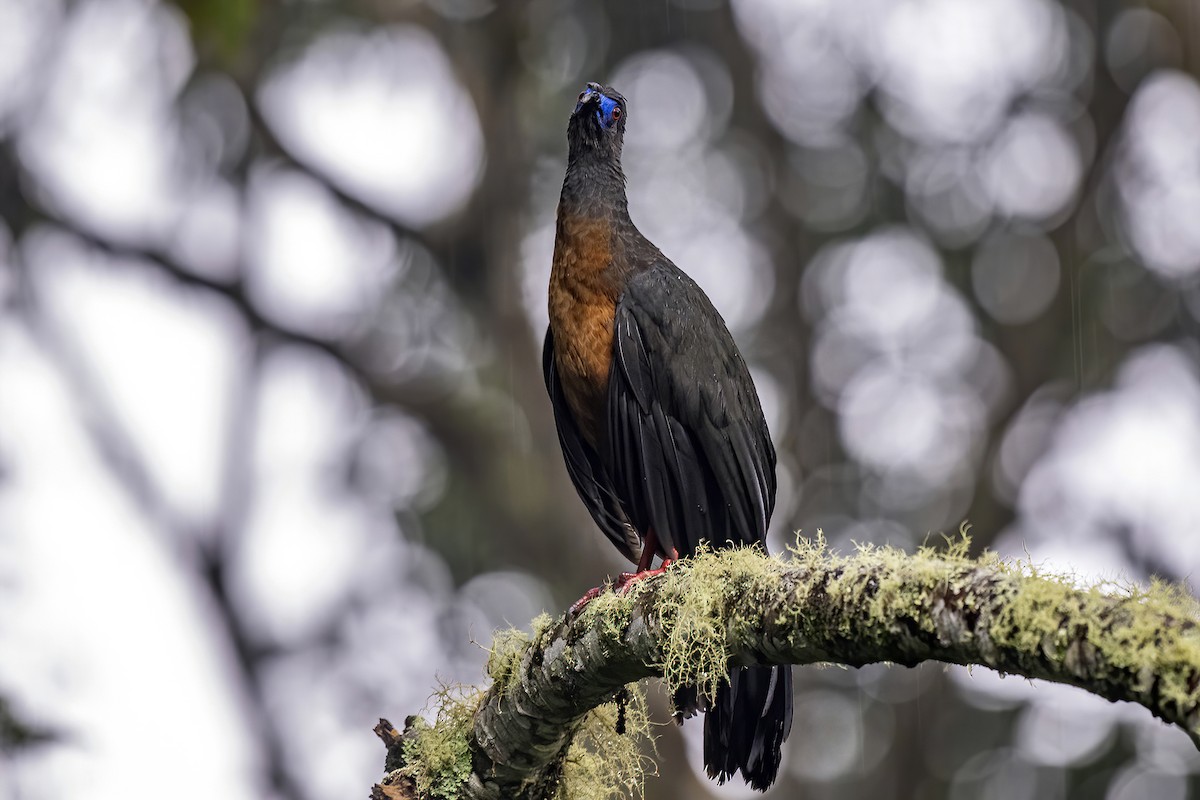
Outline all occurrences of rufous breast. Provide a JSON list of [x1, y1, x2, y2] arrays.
[[548, 214, 619, 448]]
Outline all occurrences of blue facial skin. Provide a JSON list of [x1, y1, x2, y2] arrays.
[[575, 87, 621, 128], [596, 94, 620, 128]]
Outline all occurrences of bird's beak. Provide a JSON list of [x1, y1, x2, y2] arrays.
[[573, 82, 604, 116]]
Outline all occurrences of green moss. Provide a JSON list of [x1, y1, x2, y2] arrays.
[[836, 529, 1200, 724], [987, 561, 1200, 714], [641, 545, 786, 705], [486, 627, 530, 689], [580, 588, 637, 646], [558, 684, 656, 800], [398, 531, 1200, 796], [486, 613, 556, 698], [773, 527, 1200, 727], [486, 610, 656, 798], [400, 686, 480, 800], [919, 522, 976, 560]]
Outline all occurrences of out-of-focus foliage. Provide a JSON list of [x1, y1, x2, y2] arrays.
[[0, 0, 1199, 798], [176, 0, 259, 64]]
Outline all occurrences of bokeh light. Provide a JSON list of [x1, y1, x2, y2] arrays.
[[258, 25, 484, 227]]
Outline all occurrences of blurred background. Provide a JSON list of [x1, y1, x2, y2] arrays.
[[2, 0, 1200, 798]]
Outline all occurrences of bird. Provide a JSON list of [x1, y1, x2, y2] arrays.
[[542, 81, 793, 792]]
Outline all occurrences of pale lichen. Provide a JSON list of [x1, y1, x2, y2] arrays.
[[400, 686, 480, 800], [481, 613, 655, 799], [578, 587, 635, 647], [487, 613, 555, 698], [558, 684, 656, 800], [651, 545, 785, 704], [381, 533, 1200, 799]]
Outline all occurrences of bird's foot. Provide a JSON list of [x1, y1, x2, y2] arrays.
[[613, 559, 674, 595], [568, 560, 676, 617], [568, 585, 607, 617]]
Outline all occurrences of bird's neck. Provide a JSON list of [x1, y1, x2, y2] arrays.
[[550, 150, 630, 447], [559, 150, 630, 223]]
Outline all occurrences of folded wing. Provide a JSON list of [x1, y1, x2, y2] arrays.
[[605, 266, 776, 559], [543, 330, 642, 563]]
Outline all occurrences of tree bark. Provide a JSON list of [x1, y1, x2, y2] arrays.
[[373, 543, 1200, 799]]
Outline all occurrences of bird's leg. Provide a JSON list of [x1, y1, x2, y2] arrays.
[[568, 584, 607, 616], [613, 532, 677, 593], [568, 533, 678, 616], [637, 530, 659, 571], [613, 559, 674, 593]]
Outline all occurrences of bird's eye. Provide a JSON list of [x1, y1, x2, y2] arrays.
[[612, 107, 622, 120], [578, 91, 587, 102]]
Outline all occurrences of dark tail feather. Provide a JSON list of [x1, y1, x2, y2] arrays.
[[703, 665, 793, 791]]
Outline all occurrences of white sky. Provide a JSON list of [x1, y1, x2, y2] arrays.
[[0, 322, 260, 800]]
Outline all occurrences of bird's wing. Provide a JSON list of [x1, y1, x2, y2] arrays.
[[606, 267, 776, 558], [543, 329, 643, 563]]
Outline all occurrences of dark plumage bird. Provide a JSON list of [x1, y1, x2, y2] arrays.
[[543, 82, 793, 791]]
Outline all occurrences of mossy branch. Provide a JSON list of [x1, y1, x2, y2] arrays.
[[372, 539, 1200, 799]]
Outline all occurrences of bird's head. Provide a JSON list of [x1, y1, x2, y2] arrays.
[[567, 82, 626, 161]]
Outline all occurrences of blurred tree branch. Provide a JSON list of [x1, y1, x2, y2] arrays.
[[373, 543, 1200, 799], [0, 697, 55, 752]]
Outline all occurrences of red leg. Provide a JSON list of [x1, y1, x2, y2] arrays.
[[613, 561, 671, 593], [612, 535, 678, 594], [636, 528, 659, 572], [611, 529, 659, 591], [569, 585, 606, 616], [569, 533, 680, 616]]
